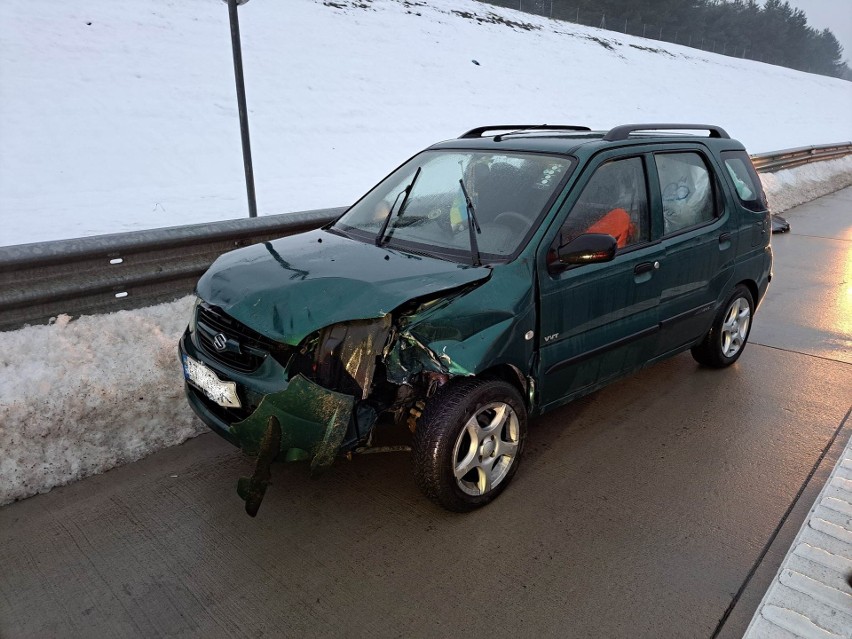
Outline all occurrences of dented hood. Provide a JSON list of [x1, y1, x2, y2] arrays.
[[196, 229, 491, 345]]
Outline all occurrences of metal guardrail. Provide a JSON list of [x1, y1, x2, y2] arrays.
[[1, 142, 849, 332], [750, 142, 852, 172], [0, 207, 344, 332]]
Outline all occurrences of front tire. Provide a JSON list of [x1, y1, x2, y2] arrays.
[[691, 285, 755, 368], [412, 378, 527, 512]]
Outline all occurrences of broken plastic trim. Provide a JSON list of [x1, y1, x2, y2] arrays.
[[310, 315, 393, 399]]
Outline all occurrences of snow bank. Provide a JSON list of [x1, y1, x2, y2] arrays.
[[1, 0, 851, 246], [760, 155, 852, 213], [0, 296, 202, 505]]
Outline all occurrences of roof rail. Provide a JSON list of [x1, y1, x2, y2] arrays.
[[460, 124, 592, 139], [603, 123, 730, 141]]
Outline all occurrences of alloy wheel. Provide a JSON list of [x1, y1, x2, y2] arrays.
[[720, 296, 751, 358], [452, 401, 520, 496]]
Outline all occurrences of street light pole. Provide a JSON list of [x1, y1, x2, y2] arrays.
[[224, 0, 257, 218]]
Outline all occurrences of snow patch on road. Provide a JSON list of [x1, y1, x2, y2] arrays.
[[0, 296, 202, 505]]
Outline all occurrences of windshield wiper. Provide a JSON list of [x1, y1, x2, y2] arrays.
[[458, 178, 482, 267], [377, 167, 421, 246]]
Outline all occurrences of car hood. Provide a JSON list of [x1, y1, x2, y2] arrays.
[[196, 229, 491, 345]]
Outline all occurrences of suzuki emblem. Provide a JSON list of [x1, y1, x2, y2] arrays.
[[213, 333, 228, 352]]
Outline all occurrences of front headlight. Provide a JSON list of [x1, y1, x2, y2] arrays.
[[188, 297, 202, 333]]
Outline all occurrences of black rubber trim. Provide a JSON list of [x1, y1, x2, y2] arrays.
[[545, 300, 717, 374], [659, 302, 716, 330], [544, 325, 660, 374]]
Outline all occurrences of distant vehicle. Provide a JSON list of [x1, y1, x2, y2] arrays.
[[179, 123, 773, 514]]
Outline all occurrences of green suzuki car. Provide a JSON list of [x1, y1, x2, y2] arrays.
[[179, 123, 772, 514]]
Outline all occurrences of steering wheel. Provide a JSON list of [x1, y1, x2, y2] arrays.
[[494, 211, 529, 233]]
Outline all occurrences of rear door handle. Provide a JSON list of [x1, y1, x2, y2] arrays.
[[719, 232, 732, 244]]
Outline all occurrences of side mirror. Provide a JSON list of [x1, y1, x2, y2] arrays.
[[549, 233, 618, 272]]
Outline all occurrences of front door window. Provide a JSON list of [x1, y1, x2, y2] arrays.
[[558, 157, 650, 250], [537, 154, 661, 409]]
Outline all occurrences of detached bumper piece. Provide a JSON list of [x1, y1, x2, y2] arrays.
[[230, 374, 355, 515], [237, 416, 282, 517]]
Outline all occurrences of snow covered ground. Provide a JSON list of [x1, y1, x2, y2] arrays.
[[1, 0, 851, 247]]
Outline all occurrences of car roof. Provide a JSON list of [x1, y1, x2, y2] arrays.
[[428, 124, 748, 157]]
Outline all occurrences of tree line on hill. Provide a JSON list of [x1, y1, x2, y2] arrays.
[[482, 0, 851, 80]]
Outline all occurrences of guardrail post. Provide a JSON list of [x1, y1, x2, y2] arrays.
[[225, 0, 258, 219]]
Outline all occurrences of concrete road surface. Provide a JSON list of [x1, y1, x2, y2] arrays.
[[1, 189, 851, 639]]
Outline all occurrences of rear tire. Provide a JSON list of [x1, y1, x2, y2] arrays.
[[412, 378, 527, 512], [691, 285, 754, 368]]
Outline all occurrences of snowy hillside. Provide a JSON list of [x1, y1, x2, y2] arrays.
[[0, 0, 850, 246]]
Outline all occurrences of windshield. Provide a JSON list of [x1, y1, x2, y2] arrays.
[[333, 150, 574, 262]]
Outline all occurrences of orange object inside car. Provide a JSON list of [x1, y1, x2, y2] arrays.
[[586, 208, 635, 248]]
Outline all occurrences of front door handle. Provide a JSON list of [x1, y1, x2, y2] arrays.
[[634, 261, 658, 275], [719, 232, 732, 244]]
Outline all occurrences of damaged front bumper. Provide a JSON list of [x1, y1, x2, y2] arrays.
[[178, 290, 506, 516], [179, 330, 360, 515], [230, 374, 354, 470]]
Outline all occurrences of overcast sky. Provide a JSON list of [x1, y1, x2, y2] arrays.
[[781, 0, 852, 63]]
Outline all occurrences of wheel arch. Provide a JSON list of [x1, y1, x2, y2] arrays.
[[478, 363, 530, 406], [735, 278, 759, 306]]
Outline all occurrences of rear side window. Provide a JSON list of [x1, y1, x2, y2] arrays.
[[721, 150, 768, 212], [655, 152, 715, 235]]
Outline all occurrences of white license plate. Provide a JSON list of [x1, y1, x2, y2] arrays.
[[183, 355, 241, 408]]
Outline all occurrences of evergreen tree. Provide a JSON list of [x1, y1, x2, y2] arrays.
[[483, 0, 850, 79]]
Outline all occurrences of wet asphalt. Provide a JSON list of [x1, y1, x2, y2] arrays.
[[1, 188, 850, 639]]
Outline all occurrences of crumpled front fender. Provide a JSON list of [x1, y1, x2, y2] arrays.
[[416, 315, 516, 376], [384, 317, 518, 382], [384, 261, 536, 384]]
